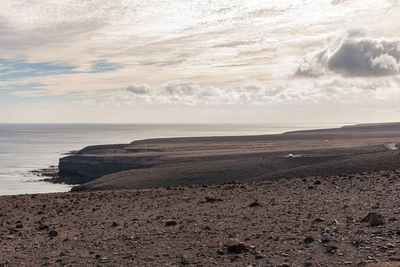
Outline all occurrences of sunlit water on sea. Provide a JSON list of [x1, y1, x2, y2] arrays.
[[0, 123, 343, 195]]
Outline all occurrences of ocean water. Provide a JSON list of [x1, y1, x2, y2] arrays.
[[0, 123, 342, 196]]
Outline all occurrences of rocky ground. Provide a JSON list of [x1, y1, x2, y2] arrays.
[[1, 169, 400, 266]]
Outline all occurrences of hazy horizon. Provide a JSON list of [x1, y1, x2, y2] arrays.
[[1, 1, 399, 123]]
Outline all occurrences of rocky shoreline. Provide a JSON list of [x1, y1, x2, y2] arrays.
[[45, 122, 400, 192], [4, 122, 400, 266]]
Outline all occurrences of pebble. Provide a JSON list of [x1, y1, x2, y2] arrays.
[[320, 234, 331, 243], [248, 201, 261, 207], [48, 230, 58, 238], [38, 223, 49, 231], [165, 220, 177, 227], [326, 245, 338, 254], [313, 218, 325, 223], [362, 212, 386, 226], [304, 236, 314, 244], [225, 239, 248, 254]]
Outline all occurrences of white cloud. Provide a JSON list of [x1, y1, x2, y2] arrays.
[[296, 48, 330, 76], [89, 77, 400, 108]]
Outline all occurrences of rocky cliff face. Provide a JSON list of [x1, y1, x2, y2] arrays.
[[56, 144, 157, 184], [53, 123, 400, 189]]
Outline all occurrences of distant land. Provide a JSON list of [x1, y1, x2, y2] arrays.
[[44, 122, 400, 192]]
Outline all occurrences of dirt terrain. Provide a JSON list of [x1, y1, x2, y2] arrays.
[[1, 170, 400, 266]]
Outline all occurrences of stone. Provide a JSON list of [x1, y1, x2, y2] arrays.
[[205, 196, 222, 203], [362, 212, 386, 226], [225, 239, 248, 254], [330, 219, 339, 226], [249, 201, 260, 207], [313, 218, 325, 223], [48, 230, 58, 238], [304, 236, 314, 244], [325, 245, 338, 254], [180, 256, 189, 265], [165, 220, 177, 227], [389, 256, 400, 261], [320, 234, 331, 243], [38, 223, 49, 231], [254, 252, 265, 259]]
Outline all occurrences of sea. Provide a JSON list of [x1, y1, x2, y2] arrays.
[[0, 123, 343, 196]]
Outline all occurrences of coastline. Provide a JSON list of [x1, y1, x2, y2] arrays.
[[2, 122, 400, 265], [45, 122, 400, 192]]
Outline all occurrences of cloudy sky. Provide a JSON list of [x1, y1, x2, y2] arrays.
[[0, 0, 399, 123]]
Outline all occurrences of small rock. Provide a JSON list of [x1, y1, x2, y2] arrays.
[[330, 219, 339, 226], [15, 224, 23, 229], [254, 252, 265, 259], [389, 256, 400, 261], [205, 196, 222, 203], [314, 180, 321, 185], [165, 220, 177, 227], [388, 217, 398, 222], [38, 223, 49, 231], [313, 218, 325, 223], [326, 245, 338, 254], [112, 222, 119, 227], [386, 243, 395, 248], [180, 256, 189, 265], [249, 201, 260, 207], [320, 234, 331, 243], [304, 236, 314, 244], [225, 239, 248, 254], [48, 230, 58, 238], [362, 212, 386, 226]]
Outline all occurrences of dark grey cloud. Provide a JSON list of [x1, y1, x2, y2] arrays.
[[126, 84, 152, 95], [329, 39, 400, 76], [297, 34, 400, 77]]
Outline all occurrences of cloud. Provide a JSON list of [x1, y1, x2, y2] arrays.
[[89, 77, 400, 108], [331, 0, 347, 5], [296, 48, 330, 76], [126, 84, 153, 95], [297, 33, 400, 77]]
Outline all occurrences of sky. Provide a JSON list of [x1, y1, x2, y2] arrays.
[[0, 0, 399, 123]]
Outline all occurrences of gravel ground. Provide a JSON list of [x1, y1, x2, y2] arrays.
[[1, 170, 400, 266]]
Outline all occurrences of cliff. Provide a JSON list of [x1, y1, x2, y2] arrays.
[[52, 123, 400, 191]]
